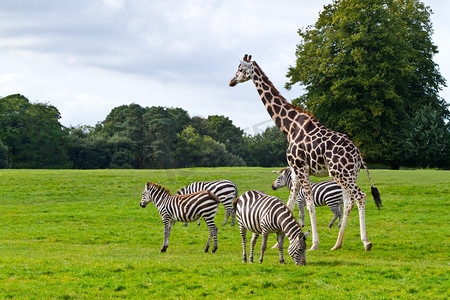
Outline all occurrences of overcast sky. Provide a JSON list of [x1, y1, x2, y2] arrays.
[[1, 0, 448, 135]]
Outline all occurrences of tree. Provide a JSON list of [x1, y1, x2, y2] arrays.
[[0, 141, 8, 168], [397, 105, 450, 168], [175, 126, 246, 167], [244, 126, 289, 167], [207, 115, 246, 158], [102, 104, 147, 168], [144, 106, 178, 168], [286, 0, 448, 167], [0, 95, 70, 168]]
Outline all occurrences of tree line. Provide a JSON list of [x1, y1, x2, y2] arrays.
[[0, 94, 288, 169]]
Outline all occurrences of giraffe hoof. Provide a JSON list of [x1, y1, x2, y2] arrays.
[[330, 245, 341, 251], [365, 242, 373, 251], [308, 245, 318, 251]]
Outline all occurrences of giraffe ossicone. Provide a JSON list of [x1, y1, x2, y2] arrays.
[[229, 54, 382, 251]]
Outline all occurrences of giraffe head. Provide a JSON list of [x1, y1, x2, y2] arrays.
[[229, 54, 253, 87]]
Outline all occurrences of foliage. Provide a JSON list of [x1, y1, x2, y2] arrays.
[[397, 105, 450, 168], [175, 126, 246, 167], [244, 126, 288, 167], [0, 141, 8, 168], [0, 95, 70, 168], [286, 0, 448, 167], [0, 168, 448, 298]]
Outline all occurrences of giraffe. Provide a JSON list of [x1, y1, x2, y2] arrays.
[[229, 54, 382, 251]]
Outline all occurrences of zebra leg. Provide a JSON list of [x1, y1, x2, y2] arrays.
[[184, 222, 189, 226], [249, 233, 259, 263], [337, 202, 343, 227], [277, 233, 286, 264], [204, 218, 218, 253], [259, 231, 269, 264], [230, 208, 236, 226], [160, 219, 174, 253], [239, 225, 248, 263], [222, 209, 230, 226], [328, 206, 340, 228], [298, 196, 305, 228], [211, 223, 218, 253]]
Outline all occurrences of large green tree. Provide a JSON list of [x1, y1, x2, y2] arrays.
[[286, 0, 448, 167], [0, 95, 70, 168]]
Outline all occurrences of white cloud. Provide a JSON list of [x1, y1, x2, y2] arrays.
[[0, 0, 448, 135]]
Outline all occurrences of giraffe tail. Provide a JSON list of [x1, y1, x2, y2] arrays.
[[360, 154, 382, 210]]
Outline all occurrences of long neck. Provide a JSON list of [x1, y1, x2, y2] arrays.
[[251, 62, 294, 136], [251, 62, 321, 141]]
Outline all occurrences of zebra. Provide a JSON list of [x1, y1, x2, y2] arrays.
[[233, 190, 309, 265], [140, 181, 220, 253], [272, 167, 343, 228], [177, 180, 238, 226]]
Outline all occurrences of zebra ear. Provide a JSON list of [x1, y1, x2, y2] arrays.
[[145, 182, 151, 189]]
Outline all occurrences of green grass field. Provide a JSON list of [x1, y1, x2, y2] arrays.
[[0, 168, 448, 299]]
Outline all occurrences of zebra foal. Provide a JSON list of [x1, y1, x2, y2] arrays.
[[177, 180, 238, 226], [233, 190, 309, 265], [140, 181, 220, 253], [272, 167, 343, 228]]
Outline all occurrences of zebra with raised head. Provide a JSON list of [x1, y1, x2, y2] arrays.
[[140, 181, 220, 253], [233, 190, 309, 265], [177, 180, 238, 226], [272, 167, 343, 228]]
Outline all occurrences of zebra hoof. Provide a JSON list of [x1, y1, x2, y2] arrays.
[[280, 260, 286, 265], [159, 247, 167, 253], [365, 242, 373, 251]]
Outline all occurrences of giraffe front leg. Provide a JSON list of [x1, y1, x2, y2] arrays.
[[271, 169, 301, 249], [294, 168, 319, 251]]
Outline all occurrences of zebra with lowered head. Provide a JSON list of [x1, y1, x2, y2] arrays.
[[177, 180, 238, 226], [233, 190, 309, 265], [272, 167, 343, 228], [140, 181, 220, 253]]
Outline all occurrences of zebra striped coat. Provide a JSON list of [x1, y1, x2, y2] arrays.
[[272, 167, 343, 228], [140, 181, 220, 253], [177, 180, 238, 226], [233, 190, 309, 265]]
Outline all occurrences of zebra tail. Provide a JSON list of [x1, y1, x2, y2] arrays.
[[207, 191, 221, 204], [360, 151, 382, 211], [232, 197, 239, 210]]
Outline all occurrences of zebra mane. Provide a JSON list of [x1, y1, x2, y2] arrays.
[[146, 181, 171, 195]]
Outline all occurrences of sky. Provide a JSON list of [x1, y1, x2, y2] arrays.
[[1, 0, 449, 135]]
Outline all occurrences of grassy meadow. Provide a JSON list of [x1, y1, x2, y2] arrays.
[[0, 168, 448, 299]]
